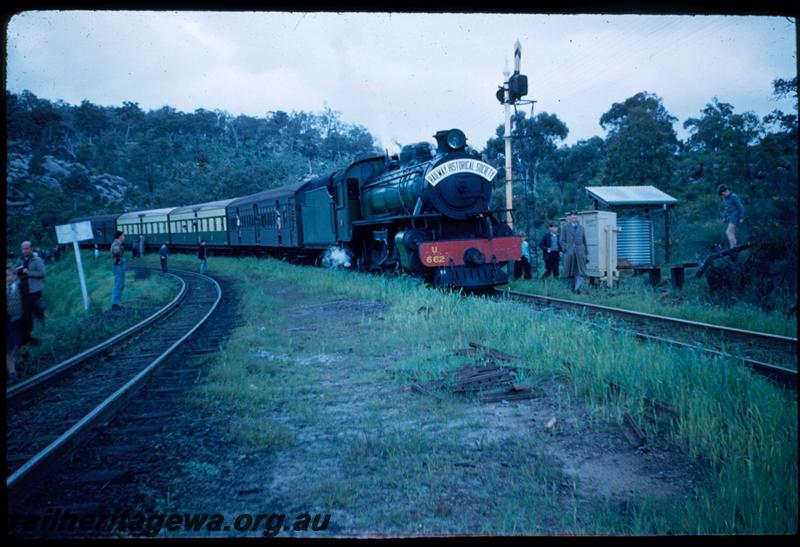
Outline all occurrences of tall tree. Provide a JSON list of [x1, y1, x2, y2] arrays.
[[600, 91, 678, 188], [75, 100, 108, 145], [683, 98, 762, 192]]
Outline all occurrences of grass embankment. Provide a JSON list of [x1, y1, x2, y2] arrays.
[[159, 254, 795, 534], [508, 274, 796, 338], [9, 249, 179, 375]]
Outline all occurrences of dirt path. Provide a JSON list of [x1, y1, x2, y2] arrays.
[[160, 280, 702, 536]]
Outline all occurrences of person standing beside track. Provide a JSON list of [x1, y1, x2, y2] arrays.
[[198, 240, 208, 274], [6, 266, 26, 385], [539, 222, 561, 279], [14, 240, 47, 344], [111, 230, 127, 311], [160, 243, 169, 272], [561, 211, 589, 294], [514, 232, 532, 280]]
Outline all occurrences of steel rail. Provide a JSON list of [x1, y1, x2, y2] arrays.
[[497, 288, 797, 353], [625, 329, 797, 390], [7, 270, 187, 401], [496, 288, 797, 389], [6, 270, 222, 497]]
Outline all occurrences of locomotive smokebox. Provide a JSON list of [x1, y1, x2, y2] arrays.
[[360, 129, 497, 220], [423, 170, 492, 219]]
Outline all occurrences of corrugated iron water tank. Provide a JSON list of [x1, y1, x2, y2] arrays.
[[617, 216, 654, 265]]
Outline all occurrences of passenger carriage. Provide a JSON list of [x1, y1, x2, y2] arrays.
[[116, 207, 177, 250], [225, 181, 310, 249], [169, 199, 234, 247]]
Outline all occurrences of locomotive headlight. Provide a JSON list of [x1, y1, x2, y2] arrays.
[[446, 129, 466, 151]]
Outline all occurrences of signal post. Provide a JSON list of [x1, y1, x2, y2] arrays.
[[496, 40, 528, 273]]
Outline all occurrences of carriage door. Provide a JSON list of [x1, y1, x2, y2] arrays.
[[288, 197, 296, 246], [191, 211, 199, 244], [253, 204, 261, 244], [275, 200, 283, 245], [235, 208, 242, 244]]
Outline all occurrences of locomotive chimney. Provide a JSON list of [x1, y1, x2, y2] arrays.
[[434, 130, 450, 152]]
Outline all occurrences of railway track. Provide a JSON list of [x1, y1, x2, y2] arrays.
[[495, 288, 798, 390], [6, 268, 222, 499]]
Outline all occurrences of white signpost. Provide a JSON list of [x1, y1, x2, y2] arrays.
[[55, 220, 94, 311]]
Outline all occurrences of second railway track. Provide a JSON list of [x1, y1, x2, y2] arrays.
[[6, 268, 222, 498], [496, 288, 797, 389]]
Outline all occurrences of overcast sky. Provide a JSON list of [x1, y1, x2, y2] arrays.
[[5, 11, 797, 152]]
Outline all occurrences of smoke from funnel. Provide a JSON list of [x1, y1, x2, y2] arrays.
[[322, 246, 351, 268]]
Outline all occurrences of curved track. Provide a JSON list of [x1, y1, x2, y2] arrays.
[[6, 269, 222, 497], [7, 271, 187, 401], [496, 288, 797, 389]]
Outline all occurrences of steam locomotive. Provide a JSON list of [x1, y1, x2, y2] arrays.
[[73, 129, 522, 290]]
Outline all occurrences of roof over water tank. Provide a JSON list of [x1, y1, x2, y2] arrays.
[[585, 185, 677, 207]]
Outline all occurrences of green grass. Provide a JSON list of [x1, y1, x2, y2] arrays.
[[508, 274, 796, 337], [8, 248, 180, 375], [157, 253, 796, 534]]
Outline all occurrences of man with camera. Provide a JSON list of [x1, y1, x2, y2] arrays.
[[14, 241, 47, 344]]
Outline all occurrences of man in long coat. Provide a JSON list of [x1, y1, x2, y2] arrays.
[[561, 211, 588, 294]]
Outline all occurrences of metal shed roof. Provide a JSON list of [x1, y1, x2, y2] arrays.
[[171, 198, 236, 216], [585, 186, 677, 207]]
